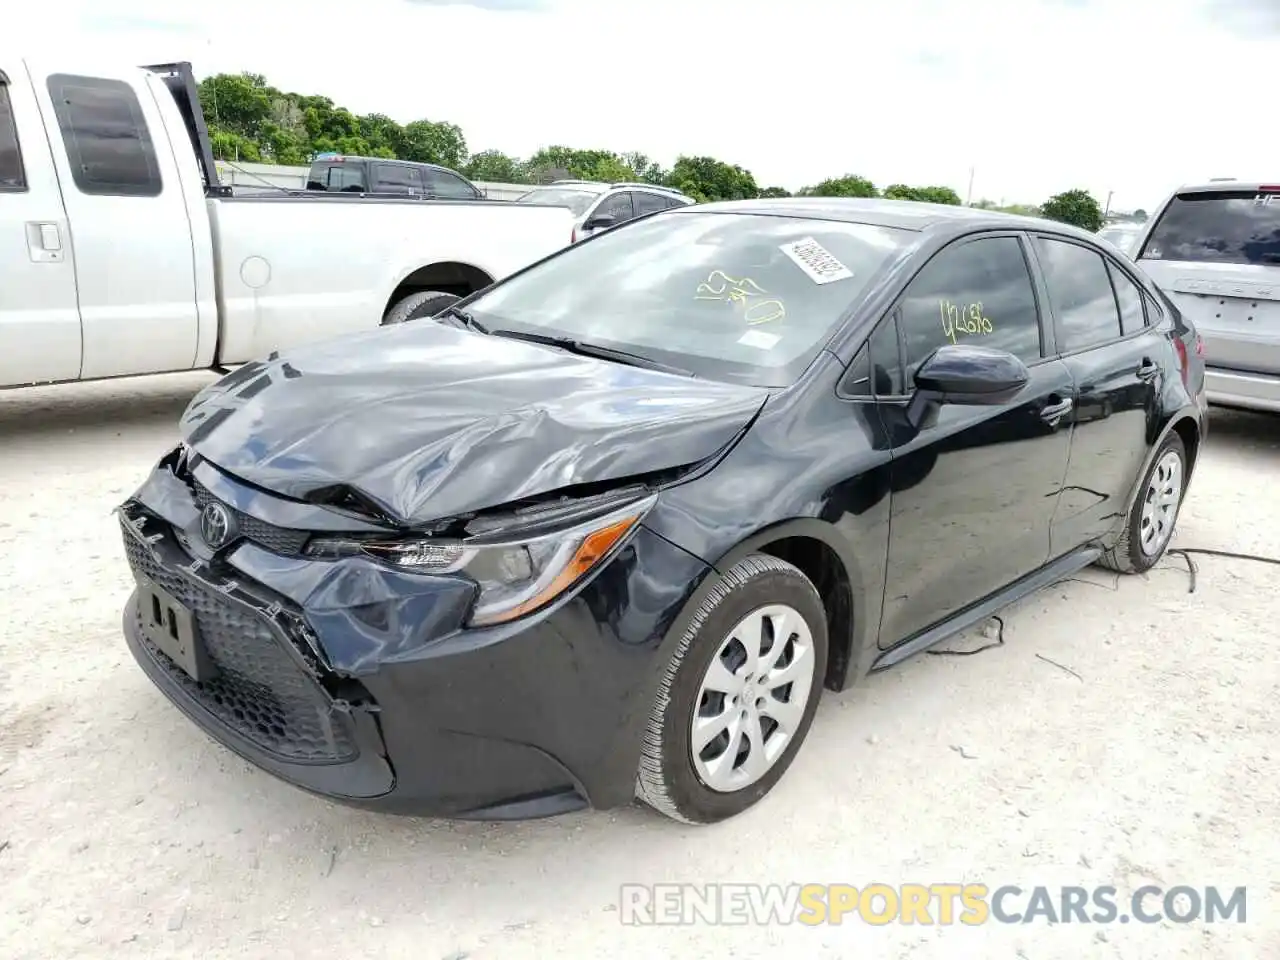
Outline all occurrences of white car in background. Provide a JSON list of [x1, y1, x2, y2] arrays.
[[1135, 181, 1280, 413], [1097, 221, 1146, 257], [516, 180, 694, 244]]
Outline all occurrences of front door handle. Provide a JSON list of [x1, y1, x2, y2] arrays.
[[1040, 396, 1073, 424], [1137, 358, 1160, 381], [24, 221, 64, 263]]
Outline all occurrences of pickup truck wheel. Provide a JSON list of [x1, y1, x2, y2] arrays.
[[382, 291, 459, 325], [636, 554, 828, 824]]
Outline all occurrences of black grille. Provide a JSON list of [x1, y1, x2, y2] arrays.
[[191, 481, 310, 556], [123, 527, 357, 764]]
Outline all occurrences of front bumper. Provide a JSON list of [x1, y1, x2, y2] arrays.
[[117, 461, 711, 819]]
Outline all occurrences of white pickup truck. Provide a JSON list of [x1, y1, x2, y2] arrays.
[[0, 55, 575, 390]]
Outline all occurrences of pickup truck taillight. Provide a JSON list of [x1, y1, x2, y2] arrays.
[[1195, 333, 1205, 357], [571, 226, 577, 243]]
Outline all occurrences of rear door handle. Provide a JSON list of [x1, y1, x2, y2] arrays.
[[1137, 358, 1159, 381], [1040, 397, 1073, 423]]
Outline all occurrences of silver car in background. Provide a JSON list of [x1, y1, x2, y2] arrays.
[[516, 180, 694, 244], [1135, 181, 1280, 413], [1097, 221, 1146, 257]]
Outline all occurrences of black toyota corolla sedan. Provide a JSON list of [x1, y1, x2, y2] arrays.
[[118, 198, 1208, 824]]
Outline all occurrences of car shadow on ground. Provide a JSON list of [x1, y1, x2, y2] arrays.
[[0, 372, 216, 442]]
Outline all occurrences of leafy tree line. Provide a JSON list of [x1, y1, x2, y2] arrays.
[[198, 71, 1109, 224]]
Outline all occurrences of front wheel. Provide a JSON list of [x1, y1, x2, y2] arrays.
[[382, 290, 459, 325], [1098, 431, 1187, 573], [636, 554, 828, 824]]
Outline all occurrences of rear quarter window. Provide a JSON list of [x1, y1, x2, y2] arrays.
[[46, 73, 162, 197], [1141, 190, 1280, 266]]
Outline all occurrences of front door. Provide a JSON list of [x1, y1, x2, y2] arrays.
[[31, 64, 199, 380], [876, 233, 1074, 649], [0, 64, 82, 387], [1028, 235, 1167, 552]]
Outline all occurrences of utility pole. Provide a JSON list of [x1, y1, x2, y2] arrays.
[[1104, 190, 1113, 218], [966, 166, 975, 206]]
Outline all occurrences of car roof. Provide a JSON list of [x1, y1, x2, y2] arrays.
[[1173, 179, 1274, 193], [674, 196, 1097, 239]]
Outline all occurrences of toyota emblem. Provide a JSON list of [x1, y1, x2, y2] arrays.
[[199, 502, 235, 549]]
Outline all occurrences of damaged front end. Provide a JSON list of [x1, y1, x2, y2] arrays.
[[115, 435, 724, 815]]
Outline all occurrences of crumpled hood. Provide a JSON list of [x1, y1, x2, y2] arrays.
[[180, 321, 768, 525]]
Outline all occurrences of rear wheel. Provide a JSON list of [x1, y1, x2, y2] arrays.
[[1098, 431, 1187, 574], [636, 554, 828, 824], [382, 290, 459, 325]]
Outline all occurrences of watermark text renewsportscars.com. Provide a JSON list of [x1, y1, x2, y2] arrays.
[[619, 883, 1247, 926]]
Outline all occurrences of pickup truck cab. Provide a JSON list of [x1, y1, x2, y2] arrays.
[[0, 55, 573, 390]]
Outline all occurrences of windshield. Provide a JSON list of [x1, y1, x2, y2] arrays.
[[462, 211, 913, 387], [1140, 190, 1280, 266], [516, 187, 600, 217]]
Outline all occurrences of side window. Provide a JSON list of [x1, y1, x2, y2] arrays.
[[373, 164, 423, 194], [897, 236, 1042, 379], [330, 165, 366, 191], [46, 74, 162, 197], [593, 191, 634, 224], [634, 192, 668, 216], [1033, 237, 1122, 352], [424, 168, 478, 199], [0, 81, 26, 191], [304, 165, 330, 190], [841, 317, 903, 397], [1107, 261, 1146, 335]]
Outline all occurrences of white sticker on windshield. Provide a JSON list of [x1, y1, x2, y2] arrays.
[[779, 237, 854, 285], [738, 329, 780, 350]]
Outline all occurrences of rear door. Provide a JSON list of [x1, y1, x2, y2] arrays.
[[1028, 234, 1166, 553], [1137, 187, 1280, 382], [31, 64, 200, 379], [0, 61, 83, 386]]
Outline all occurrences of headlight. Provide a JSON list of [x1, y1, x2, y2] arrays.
[[306, 496, 655, 626]]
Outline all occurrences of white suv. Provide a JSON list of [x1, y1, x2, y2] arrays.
[[516, 180, 695, 243]]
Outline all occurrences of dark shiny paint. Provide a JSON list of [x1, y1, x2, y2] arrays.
[[118, 198, 1206, 818]]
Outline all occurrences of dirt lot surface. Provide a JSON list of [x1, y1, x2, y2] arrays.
[[1, 373, 1277, 960]]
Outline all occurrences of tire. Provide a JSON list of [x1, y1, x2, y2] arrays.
[[636, 554, 829, 824], [1097, 431, 1188, 574], [381, 290, 459, 325]]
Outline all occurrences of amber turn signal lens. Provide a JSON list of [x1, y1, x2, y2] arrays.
[[475, 514, 641, 625]]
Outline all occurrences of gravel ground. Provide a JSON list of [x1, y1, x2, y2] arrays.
[[1, 373, 1277, 960]]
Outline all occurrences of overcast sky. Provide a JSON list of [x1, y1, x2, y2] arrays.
[[13, 0, 1278, 211]]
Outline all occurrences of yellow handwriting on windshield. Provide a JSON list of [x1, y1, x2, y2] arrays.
[[696, 270, 786, 325], [939, 300, 994, 344]]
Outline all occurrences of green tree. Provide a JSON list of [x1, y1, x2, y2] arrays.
[[620, 151, 667, 184], [758, 186, 792, 198], [1041, 189, 1104, 231], [666, 156, 758, 202], [465, 150, 524, 182], [803, 174, 878, 198], [1133, 208, 1148, 220], [401, 120, 467, 169], [522, 147, 639, 183]]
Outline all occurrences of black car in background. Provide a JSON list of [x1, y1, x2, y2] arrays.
[[117, 198, 1207, 824], [305, 154, 483, 199]]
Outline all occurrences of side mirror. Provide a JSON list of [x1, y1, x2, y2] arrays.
[[905, 344, 1030, 430], [583, 214, 618, 231]]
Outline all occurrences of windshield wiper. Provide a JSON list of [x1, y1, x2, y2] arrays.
[[488, 329, 694, 377], [440, 305, 488, 334]]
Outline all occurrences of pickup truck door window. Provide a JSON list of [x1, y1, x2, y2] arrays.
[[372, 164, 423, 195], [330, 164, 365, 192], [423, 168, 478, 199], [0, 71, 83, 386], [35, 70, 198, 379]]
